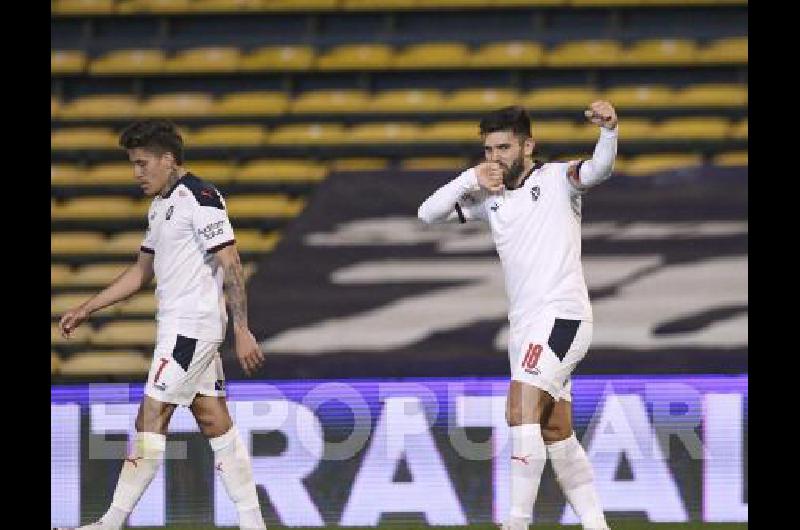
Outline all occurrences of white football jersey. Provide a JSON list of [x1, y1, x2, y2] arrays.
[[456, 162, 592, 330], [140, 173, 235, 342]]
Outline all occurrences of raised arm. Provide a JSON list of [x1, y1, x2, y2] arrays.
[[59, 250, 155, 338], [568, 100, 618, 192], [418, 163, 502, 224]]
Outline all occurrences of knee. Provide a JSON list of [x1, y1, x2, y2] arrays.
[[542, 424, 572, 443], [199, 417, 233, 439]]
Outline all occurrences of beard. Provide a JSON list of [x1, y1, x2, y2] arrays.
[[501, 154, 526, 188]]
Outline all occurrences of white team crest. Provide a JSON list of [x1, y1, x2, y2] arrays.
[[531, 186, 541, 201]]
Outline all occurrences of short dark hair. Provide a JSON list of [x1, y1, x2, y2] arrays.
[[119, 119, 184, 164], [479, 105, 532, 140]]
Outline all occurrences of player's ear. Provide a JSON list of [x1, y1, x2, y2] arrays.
[[524, 137, 535, 157]]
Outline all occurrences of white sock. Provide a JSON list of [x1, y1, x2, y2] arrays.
[[547, 433, 609, 530], [209, 426, 265, 530], [508, 423, 547, 524], [101, 432, 166, 529]]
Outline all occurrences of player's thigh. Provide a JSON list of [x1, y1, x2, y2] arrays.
[[190, 394, 233, 438], [541, 398, 573, 443], [135, 395, 178, 434], [506, 379, 555, 426]]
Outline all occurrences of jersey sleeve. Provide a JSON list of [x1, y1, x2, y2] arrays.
[[140, 205, 156, 254], [191, 188, 236, 253], [455, 189, 489, 223]]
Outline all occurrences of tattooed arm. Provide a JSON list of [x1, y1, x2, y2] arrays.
[[214, 244, 265, 375]]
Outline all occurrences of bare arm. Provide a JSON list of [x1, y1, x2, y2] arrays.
[[59, 251, 154, 338]]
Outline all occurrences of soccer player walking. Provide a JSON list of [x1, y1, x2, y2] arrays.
[[418, 102, 618, 530], [57, 120, 267, 530]]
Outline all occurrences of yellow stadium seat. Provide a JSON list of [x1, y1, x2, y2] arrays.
[[60, 95, 139, 120], [52, 294, 115, 317], [675, 84, 747, 107], [441, 88, 519, 112], [59, 351, 152, 377], [624, 39, 698, 65], [316, 44, 393, 70], [603, 85, 675, 108], [186, 161, 237, 183], [623, 154, 703, 177], [225, 196, 306, 218], [616, 118, 658, 140], [132, 200, 153, 218], [101, 232, 147, 254], [54, 0, 113, 15], [714, 151, 747, 167], [730, 119, 747, 139], [522, 87, 600, 109], [215, 92, 289, 116], [545, 40, 623, 66], [124, 0, 192, 12], [118, 294, 157, 315], [51, 128, 118, 150], [655, 117, 730, 139], [66, 263, 129, 287], [470, 41, 544, 68], [569, 122, 608, 142], [330, 158, 390, 171], [401, 157, 470, 170], [267, 123, 348, 145], [191, 0, 262, 11], [236, 160, 329, 182], [51, 232, 106, 254], [530, 121, 580, 142], [52, 323, 93, 345], [344, 122, 424, 143], [240, 46, 314, 71], [369, 89, 446, 113], [52, 50, 87, 74], [342, 0, 420, 8], [421, 121, 479, 142], [139, 92, 215, 117], [52, 96, 61, 118], [89, 50, 166, 74], [291, 90, 372, 114], [190, 125, 266, 147], [164, 47, 240, 73], [393, 42, 471, 69], [52, 264, 73, 287], [696, 37, 747, 63], [262, 0, 338, 9], [52, 352, 61, 376], [81, 162, 134, 185], [51, 164, 82, 185], [234, 230, 281, 252], [92, 321, 157, 346], [52, 197, 138, 220]]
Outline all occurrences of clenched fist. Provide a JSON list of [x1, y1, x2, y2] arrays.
[[584, 100, 618, 130], [475, 162, 504, 193]]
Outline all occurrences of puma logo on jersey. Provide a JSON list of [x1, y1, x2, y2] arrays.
[[511, 454, 533, 465], [124, 456, 143, 468], [490, 203, 500, 212]]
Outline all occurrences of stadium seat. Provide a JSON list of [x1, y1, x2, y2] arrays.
[[421, 121, 480, 142], [696, 36, 748, 63], [470, 41, 545, 67], [393, 42, 471, 69], [441, 88, 519, 112], [52, 96, 61, 118], [342, 0, 423, 8], [52, 50, 88, 74], [51, 164, 82, 185], [570, 122, 608, 142], [51, 128, 119, 150], [214, 91, 289, 116], [234, 230, 281, 252], [529, 120, 580, 142], [655, 117, 730, 139], [51, 232, 106, 255], [190, 125, 266, 147], [235, 160, 329, 183], [59, 352, 152, 377], [102, 232, 148, 254], [89, 50, 166, 74], [368, 89, 447, 113], [51, 323, 92, 346], [51, 352, 61, 376], [401, 157, 470, 170], [344, 122, 425, 143], [59, 95, 139, 120], [139, 92, 215, 117], [545, 40, 624, 66], [225, 195, 305, 218], [713, 151, 747, 167], [92, 321, 157, 347], [52, 197, 138, 220], [623, 39, 698, 65], [122, 0, 192, 13], [615, 118, 659, 140], [316, 44, 393, 70], [81, 162, 135, 185], [291, 90, 372, 114], [54, 0, 113, 15], [330, 158, 390, 171], [267, 123, 348, 145], [191, 0, 263, 11], [240, 46, 314, 71], [52, 294, 115, 317], [66, 263, 130, 287], [164, 47, 241, 73], [675, 84, 747, 107], [602, 85, 675, 108], [52, 264, 73, 287], [730, 119, 747, 139], [522, 87, 600, 109], [263, 0, 338, 9], [118, 294, 157, 315], [622, 154, 703, 176], [186, 161, 237, 184]]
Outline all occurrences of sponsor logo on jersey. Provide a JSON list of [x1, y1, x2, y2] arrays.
[[198, 220, 225, 240]]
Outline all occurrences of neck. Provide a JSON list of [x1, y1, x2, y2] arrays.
[[508, 158, 535, 189], [159, 167, 187, 196]]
